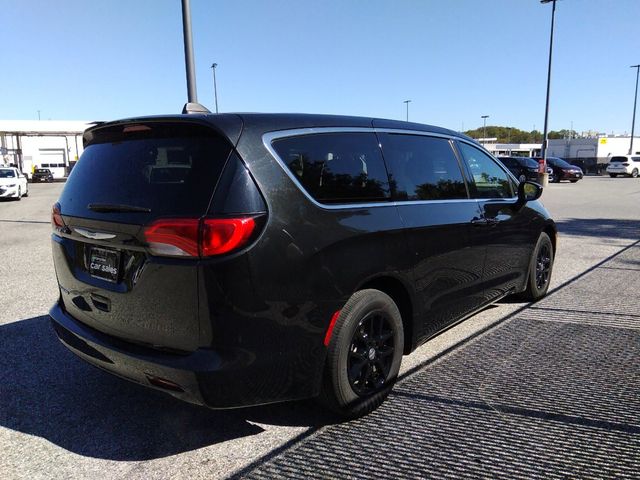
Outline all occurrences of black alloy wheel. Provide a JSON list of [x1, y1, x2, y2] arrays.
[[318, 289, 403, 418], [535, 242, 552, 291], [347, 311, 395, 396], [520, 232, 554, 301]]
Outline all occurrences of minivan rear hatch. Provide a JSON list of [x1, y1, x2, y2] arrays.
[[52, 119, 238, 352]]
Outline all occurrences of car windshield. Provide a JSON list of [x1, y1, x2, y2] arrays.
[[610, 157, 627, 163], [549, 158, 572, 168], [525, 158, 539, 168], [0, 169, 16, 178], [35, 169, 50, 173]]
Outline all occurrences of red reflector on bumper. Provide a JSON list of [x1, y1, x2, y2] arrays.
[[323, 310, 341, 347]]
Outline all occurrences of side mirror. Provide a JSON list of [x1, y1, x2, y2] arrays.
[[515, 181, 543, 209]]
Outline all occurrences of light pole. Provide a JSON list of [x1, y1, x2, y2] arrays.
[[181, 0, 198, 104], [540, 0, 557, 164], [404, 100, 411, 122], [629, 64, 640, 154], [211, 63, 219, 114], [481, 115, 489, 144]]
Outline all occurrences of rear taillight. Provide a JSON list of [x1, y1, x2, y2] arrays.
[[51, 202, 65, 231], [144, 219, 200, 257], [201, 218, 256, 256], [622, 163, 630, 167], [143, 217, 257, 257]]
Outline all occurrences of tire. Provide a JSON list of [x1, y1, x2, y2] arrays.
[[632, 169, 639, 178], [16, 187, 22, 201], [570, 180, 578, 183], [609, 174, 617, 178], [318, 289, 404, 418], [23, 185, 28, 197], [521, 232, 554, 301]]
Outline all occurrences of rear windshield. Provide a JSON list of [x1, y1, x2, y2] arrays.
[[524, 158, 539, 169], [35, 169, 50, 174], [610, 157, 628, 162], [59, 122, 233, 223]]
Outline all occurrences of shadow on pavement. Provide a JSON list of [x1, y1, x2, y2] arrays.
[[555, 217, 640, 239], [0, 315, 334, 461]]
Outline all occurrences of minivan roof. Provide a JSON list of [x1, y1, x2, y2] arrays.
[[83, 113, 471, 147]]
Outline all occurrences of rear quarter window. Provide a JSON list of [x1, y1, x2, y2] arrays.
[[271, 132, 390, 204]]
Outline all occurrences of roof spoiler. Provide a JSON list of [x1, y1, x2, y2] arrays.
[[182, 102, 211, 115]]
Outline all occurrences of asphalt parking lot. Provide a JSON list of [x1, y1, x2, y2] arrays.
[[1, 177, 639, 479]]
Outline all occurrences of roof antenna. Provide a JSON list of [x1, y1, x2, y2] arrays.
[[180, 0, 211, 115]]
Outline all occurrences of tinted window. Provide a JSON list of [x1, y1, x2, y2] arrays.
[[272, 133, 390, 204], [457, 142, 514, 199], [380, 134, 467, 200], [548, 157, 572, 168], [610, 157, 627, 163], [0, 169, 16, 178], [499, 157, 516, 167], [59, 123, 232, 223], [524, 158, 539, 169]]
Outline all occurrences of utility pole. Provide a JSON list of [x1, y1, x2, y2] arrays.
[[629, 64, 640, 154]]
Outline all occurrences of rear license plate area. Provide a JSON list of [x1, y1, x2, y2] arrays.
[[89, 247, 120, 283]]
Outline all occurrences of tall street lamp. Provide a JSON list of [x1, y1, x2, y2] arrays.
[[540, 0, 557, 166], [211, 63, 219, 114], [404, 100, 411, 122], [181, 0, 198, 104], [481, 115, 489, 144], [629, 64, 640, 154]]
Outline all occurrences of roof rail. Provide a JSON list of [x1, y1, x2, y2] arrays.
[[182, 102, 211, 115]]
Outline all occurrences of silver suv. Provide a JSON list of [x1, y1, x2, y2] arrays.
[[606, 155, 640, 178]]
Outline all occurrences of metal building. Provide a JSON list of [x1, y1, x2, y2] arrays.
[[0, 120, 92, 179]]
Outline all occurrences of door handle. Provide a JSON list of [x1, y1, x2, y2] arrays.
[[471, 217, 499, 226]]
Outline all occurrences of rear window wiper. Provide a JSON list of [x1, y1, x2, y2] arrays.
[[88, 203, 151, 213]]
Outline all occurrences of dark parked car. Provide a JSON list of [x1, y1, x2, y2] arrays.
[[534, 156, 583, 183], [498, 156, 540, 183], [32, 168, 54, 183], [49, 113, 556, 418]]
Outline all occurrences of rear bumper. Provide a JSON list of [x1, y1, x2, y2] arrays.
[[50, 301, 209, 405], [51, 300, 317, 408]]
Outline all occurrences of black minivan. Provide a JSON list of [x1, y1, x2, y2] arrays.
[[50, 113, 556, 417]]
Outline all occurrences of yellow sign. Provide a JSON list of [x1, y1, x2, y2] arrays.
[[600, 138, 607, 144]]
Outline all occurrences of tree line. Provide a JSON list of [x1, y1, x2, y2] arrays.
[[464, 126, 577, 143]]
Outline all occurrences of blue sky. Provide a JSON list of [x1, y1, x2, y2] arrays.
[[1, 0, 639, 134]]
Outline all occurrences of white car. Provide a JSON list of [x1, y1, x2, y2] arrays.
[[0, 167, 29, 200], [606, 155, 640, 178]]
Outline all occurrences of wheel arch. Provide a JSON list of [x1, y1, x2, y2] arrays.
[[358, 275, 416, 355]]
